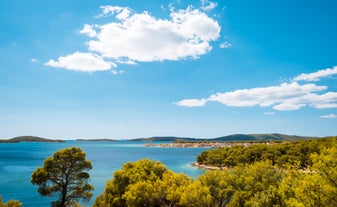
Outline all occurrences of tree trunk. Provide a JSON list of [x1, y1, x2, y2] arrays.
[[59, 186, 67, 207]]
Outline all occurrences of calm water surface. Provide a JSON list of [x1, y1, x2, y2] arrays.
[[0, 141, 207, 206]]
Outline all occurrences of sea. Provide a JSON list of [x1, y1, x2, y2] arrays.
[[0, 141, 208, 206]]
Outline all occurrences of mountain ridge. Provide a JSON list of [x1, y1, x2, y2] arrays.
[[130, 133, 318, 142]]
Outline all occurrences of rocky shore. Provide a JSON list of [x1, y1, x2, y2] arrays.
[[191, 162, 223, 170]]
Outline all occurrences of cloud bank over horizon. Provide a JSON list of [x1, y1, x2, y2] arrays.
[[176, 66, 337, 111], [45, 3, 221, 72]]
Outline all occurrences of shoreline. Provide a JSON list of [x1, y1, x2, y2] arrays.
[[191, 162, 223, 170], [145, 141, 277, 148]]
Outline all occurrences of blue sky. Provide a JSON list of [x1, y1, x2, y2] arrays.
[[1, 0, 337, 139]]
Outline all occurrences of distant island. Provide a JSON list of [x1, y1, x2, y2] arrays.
[[0, 136, 65, 143], [130, 133, 317, 142]]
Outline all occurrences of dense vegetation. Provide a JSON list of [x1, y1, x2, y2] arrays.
[[93, 159, 213, 207], [197, 137, 337, 168], [94, 148, 337, 206], [95, 137, 337, 207], [2, 137, 337, 206], [0, 196, 21, 207]]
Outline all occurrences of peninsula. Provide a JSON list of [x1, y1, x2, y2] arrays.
[[0, 136, 65, 143]]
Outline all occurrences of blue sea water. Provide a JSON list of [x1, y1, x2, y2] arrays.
[[0, 141, 207, 206]]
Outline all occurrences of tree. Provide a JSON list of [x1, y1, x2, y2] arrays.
[[0, 196, 22, 207], [94, 158, 213, 207], [199, 161, 283, 207], [279, 147, 337, 206], [31, 147, 93, 207], [94, 159, 167, 207]]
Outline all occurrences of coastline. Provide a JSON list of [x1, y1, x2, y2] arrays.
[[191, 162, 223, 170], [145, 141, 276, 148]]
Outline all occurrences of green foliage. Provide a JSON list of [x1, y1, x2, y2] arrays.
[[279, 147, 337, 206], [196, 137, 337, 168], [0, 136, 330, 207], [96, 137, 337, 207], [94, 159, 167, 207], [0, 196, 22, 207], [31, 147, 93, 207], [94, 159, 213, 207], [199, 161, 283, 207]]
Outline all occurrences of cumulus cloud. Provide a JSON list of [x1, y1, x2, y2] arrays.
[[175, 99, 207, 107], [80, 24, 97, 37], [176, 82, 337, 111], [177, 66, 337, 111], [45, 52, 115, 72], [293, 66, 337, 81], [86, 6, 220, 62], [320, 114, 337, 119], [46, 4, 221, 72]]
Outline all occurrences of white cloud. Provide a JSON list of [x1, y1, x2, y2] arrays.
[[111, 69, 125, 75], [264, 112, 275, 115], [85, 5, 220, 62], [96, 6, 129, 18], [201, 0, 217, 11], [80, 24, 97, 37], [293, 66, 337, 81], [175, 99, 207, 107], [46, 4, 222, 72], [320, 114, 337, 119], [177, 82, 337, 111], [45, 52, 115, 72], [219, 41, 232, 48]]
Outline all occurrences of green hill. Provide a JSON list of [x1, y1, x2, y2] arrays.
[[213, 133, 316, 142], [130, 133, 316, 142], [0, 136, 65, 143]]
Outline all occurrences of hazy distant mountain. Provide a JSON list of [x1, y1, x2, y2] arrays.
[[212, 133, 316, 141], [130, 134, 317, 142], [0, 136, 64, 143]]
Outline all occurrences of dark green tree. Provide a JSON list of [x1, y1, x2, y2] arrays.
[[94, 158, 212, 207], [31, 147, 93, 207], [0, 196, 22, 207]]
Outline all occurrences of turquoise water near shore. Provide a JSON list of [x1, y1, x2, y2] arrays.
[[0, 141, 207, 206]]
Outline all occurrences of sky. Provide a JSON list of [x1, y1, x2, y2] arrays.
[[1, 0, 337, 139]]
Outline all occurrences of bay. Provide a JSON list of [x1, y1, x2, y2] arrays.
[[0, 141, 207, 206]]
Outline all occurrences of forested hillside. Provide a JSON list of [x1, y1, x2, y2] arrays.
[[0, 136, 64, 143], [197, 137, 337, 168]]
